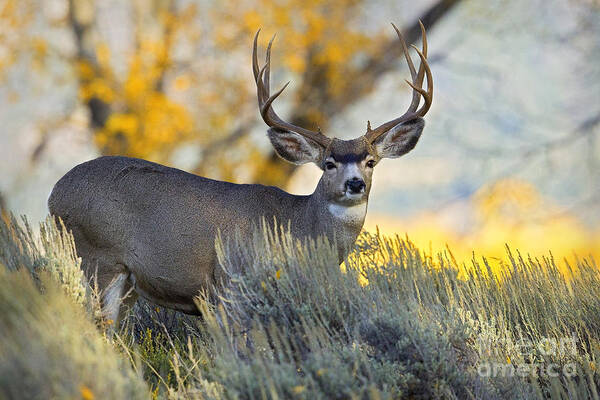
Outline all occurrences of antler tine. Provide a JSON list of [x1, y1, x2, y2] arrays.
[[252, 30, 260, 82], [408, 21, 429, 113], [253, 30, 268, 106], [263, 34, 275, 96], [392, 23, 419, 113], [365, 22, 433, 143], [257, 65, 290, 120], [252, 30, 331, 148], [420, 20, 428, 61], [410, 43, 433, 117]]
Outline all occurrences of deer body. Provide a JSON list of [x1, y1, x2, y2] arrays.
[[48, 24, 433, 324], [49, 154, 368, 315]]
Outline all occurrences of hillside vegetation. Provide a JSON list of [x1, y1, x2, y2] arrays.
[[0, 214, 599, 399]]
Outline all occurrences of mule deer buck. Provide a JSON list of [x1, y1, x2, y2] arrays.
[[48, 23, 433, 324]]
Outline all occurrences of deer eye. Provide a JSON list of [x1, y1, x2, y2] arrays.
[[366, 160, 376, 168], [325, 162, 336, 170]]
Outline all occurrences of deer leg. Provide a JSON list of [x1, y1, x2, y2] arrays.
[[102, 269, 138, 328], [118, 273, 139, 321], [103, 272, 128, 326], [69, 224, 138, 328]]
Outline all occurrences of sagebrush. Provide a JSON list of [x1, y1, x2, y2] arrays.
[[0, 214, 599, 399]]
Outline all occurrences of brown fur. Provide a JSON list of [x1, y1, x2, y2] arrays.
[[49, 155, 371, 316]]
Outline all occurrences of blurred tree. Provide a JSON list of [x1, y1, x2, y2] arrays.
[[70, 0, 199, 162], [1, 0, 460, 185]]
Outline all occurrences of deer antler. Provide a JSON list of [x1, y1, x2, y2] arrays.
[[364, 21, 433, 144], [253, 30, 332, 148]]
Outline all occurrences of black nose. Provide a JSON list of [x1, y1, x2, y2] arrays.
[[345, 178, 366, 194]]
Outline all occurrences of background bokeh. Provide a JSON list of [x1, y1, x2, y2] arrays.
[[1, 0, 598, 267]]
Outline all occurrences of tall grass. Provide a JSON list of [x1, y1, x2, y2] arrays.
[[1, 214, 599, 399]]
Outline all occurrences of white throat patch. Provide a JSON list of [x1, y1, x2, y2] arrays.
[[328, 202, 367, 225]]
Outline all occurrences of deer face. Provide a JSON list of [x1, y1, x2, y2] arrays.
[[267, 117, 425, 206], [321, 138, 374, 206]]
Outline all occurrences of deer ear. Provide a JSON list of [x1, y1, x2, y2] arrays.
[[268, 128, 324, 165], [373, 118, 424, 159]]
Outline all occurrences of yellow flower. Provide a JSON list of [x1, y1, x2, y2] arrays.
[[292, 385, 305, 394], [275, 269, 282, 280], [80, 385, 94, 400], [261, 281, 267, 290]]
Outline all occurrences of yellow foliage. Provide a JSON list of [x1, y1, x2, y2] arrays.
[[0, 0, 33, 30], [76, 61, 95, 80], [215, 0, 376, 95], [366, 179, 600, 277], [30, 37, 47, 57], [243, 10, 262, 32], [104, 113, 138, 136], [78, 30, 194, 159], [0, 1, 37, 75], [96, 90, 193, 158], [173, 74, 191, 91], [285, 53, 305, 73], [79, 78, 116, 103], [61, 2, 207, 162], [95, 43, 111, 71]]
